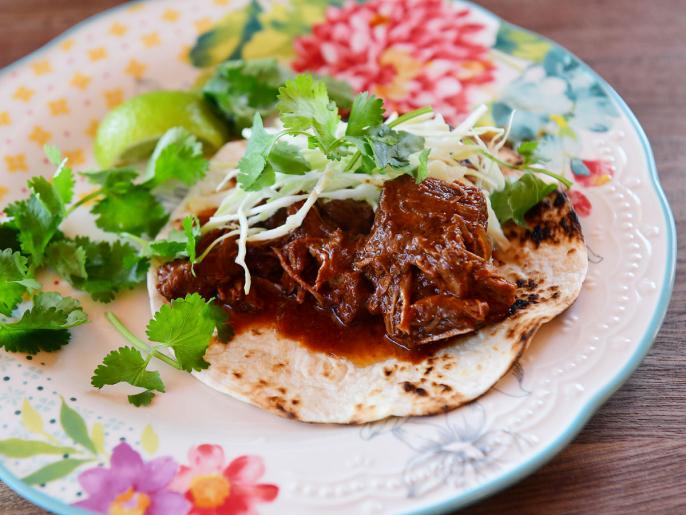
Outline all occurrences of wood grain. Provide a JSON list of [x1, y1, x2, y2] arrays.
[[0, 0, 684, 513]]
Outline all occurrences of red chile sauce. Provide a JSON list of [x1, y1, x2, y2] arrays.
[[226, 288, 444, 366]]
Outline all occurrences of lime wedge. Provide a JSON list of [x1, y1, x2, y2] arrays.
[[94, 91, 229, 168]]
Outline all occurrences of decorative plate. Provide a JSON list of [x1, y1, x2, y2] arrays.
[[0, 1, 675, 514]]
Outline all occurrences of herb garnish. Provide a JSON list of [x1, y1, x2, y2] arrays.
[[91, 294, 230, 406], [237, 74, 434, 192], [203, 59, 355, 137]]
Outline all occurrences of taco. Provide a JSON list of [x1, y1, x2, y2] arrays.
[[148, 76, 587, 423]]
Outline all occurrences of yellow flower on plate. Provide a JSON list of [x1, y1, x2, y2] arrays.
[[60, 39, 75, 51], [142, 32, 161, 48], [89, 47, 108, 61], [178, 45, 191, 63], [5, 154, 28, 173], [70, 72, 91, 90], [242, 29, 294, 61], [109, 22, 128, 37], [214, 0, 230, 5], [162, 8, 180, 22], [31, 60, 52, 76], [13, 86, 34, 102], [195, 17, 213, 34], [0, 112, 11, 126], [104, 89, 124, 108], [48, 99, 70, 116], [85, 119, 100, 138], [29, 126, 52, 146], [0, 186, 7, 202], [64, 149, 85, 166], [125, 59, 147, 80]]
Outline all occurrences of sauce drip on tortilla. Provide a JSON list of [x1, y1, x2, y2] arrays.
[[228, 286, 443, 366]]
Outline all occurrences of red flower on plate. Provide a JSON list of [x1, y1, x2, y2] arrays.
[[292, 0, 494, 123], [569, 189, 592, 217], [170, 444, 278, 515]]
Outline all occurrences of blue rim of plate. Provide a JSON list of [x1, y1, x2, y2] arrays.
[[0, 1, 676, 514]]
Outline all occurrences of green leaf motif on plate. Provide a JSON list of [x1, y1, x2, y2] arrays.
[[190, 0, 339, 67], [141, 424, 159, 455], [59, 398, 97, 454], [22, 459, 92, 485], [494, 22, 551, 62], [0, 439, 77, 458], [90, 422, 105, 456]]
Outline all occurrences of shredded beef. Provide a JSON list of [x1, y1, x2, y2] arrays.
[[157, 177, 516, 347]]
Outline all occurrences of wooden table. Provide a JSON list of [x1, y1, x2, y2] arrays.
[[0, 0, 684, 513]]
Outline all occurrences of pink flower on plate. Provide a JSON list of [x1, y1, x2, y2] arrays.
[[73, 442, 190, 515], [170, 444, 278, 515], [292, 0, 494, 123]]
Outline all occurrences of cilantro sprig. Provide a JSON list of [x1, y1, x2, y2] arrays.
[[0, 250, 40, 316], [203, 59, 355, 137], [238, 75, 434, 191], [74, 128, 208, 237], [126, 215, 201, 267], [0, 292, 88, 354], [490, 172, 557, 226], [1, 135, 209, 306], [92, 293, 230, 406]]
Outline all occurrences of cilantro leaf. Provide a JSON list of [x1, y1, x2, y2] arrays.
[[92, 185, 168, 237], [46, 240, 87, 280], [203, 60, 353, 135], [346, 92, 384, 137], [5, 176, 67, 267], [0, 292, 87, 354], [128, 390, 156, 407], [145, 293, 221, 372], [318, 74, 355, 111], [141, 215, 199, 262], [516, 140, 539, 166], [43, 144, 63, 167], [206, 301, 232, 343], [146, 128, 208, 187], [91, 346, 165, 392], [277, 74, 340, 153], [183, 216, 200, 265], [490, 173, 557, 226], [51, 237, 148, 303], [53, 165, 75, 206], [44, 146, 75, 206], [0, 250, 40, 316], [413, 148, 431, 184], [82, 168, 168, 237], [237, 113, 278, 191], [82, 168, 138, 187], [149, 236, 186, 259], [203, 58, 290, 135], [362, 125, 425, 172], [267, 141, 310, 176]]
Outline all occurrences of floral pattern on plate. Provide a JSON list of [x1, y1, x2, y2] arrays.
[[0, 397, 279, 515], [0, 1, 673, 514]]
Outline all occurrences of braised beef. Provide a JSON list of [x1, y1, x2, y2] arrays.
[[355, 176, 515, 346], [157, 178, 516, 348]]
